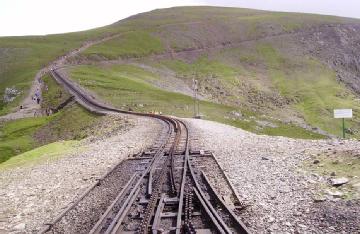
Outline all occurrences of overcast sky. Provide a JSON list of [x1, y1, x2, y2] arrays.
[[1, 0, 359, 36]]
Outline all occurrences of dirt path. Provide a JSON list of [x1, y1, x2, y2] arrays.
[[0, 33, 123, 121]]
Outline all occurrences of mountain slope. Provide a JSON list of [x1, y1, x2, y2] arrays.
[[1, 6, 360, 139]]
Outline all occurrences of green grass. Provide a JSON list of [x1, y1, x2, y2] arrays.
[[2, 6, 359, 143], [41, 74, 72, 110], [257, 43, 360, 137], [70, 64, 227, 116], [0, 74, 100, 164], [34, 74, 101, 144], [162, 57, 240, 80], [309, 153, 360, 179], [293, 60, 360, 137], [0, 140, 78, 170], [69, 64, 324, 139], [76, 25, 360, 140], [36, 104, 100, 144], [161, 57, 243, 101], [70, 63, 244, 124], [1, 6, 358, 117], [260, 123, 324, 139], [0, 27, 127, 115], [0, 117, 50, 163], [115, 6, 352, 52], [0, 103, 99, 164], [256, 44, 288, 94], [305, 152, 360, 199], [157, 55, 333, 139], [82, 31, 164, 59], [39, 73, 100, 144]]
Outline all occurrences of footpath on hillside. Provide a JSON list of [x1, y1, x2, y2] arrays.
[[0, 33, 122, 121]]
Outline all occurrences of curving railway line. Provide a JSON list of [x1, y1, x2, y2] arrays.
[[41, 69, 250, 233]]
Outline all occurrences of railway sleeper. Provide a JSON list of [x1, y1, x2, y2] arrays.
[[189, 150, 212, 155], [189, 153, 213, 158]]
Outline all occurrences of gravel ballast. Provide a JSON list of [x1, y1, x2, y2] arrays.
[[186, 118, 360, 233], [1, 116, 359, 233], [0, 115, 162, 233]]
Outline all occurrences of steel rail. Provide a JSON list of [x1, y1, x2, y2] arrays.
[[187, 154, 233, 233], [169, 119, 182, 196], [91, 121, 173, 234], [176, 120, 234, 233], [182, 119, 249, 233], [47, 70, 250, 233], [193, 189, 227, 233], [52, 68, 186, 234], [88, 174, 138, 234], [175, 120, 190, 234], [107, 187, 141, 234], [51, 69, 183, 126], [39, 155, 139, 234], [138, 119, 182, 233], [151, 193, 166, 233], [42, 70, 180, 234], [202, 172, 250, 233], [90, 119, 179, 234]]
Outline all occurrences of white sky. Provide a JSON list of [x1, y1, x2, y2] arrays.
[[0, 0, 359, 36]]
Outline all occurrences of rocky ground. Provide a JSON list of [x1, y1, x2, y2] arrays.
[[0, 78, 42, 121], [186, 118, 360, 234], [1, 114, 359, 234], [0, 114, 162, 233]]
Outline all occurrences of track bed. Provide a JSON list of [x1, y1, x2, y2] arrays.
[[41, 70, 250, 234]]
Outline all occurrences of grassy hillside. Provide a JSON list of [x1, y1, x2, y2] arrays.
[[74, 6, 360, 138], [0, 75, 100, 163], [0, 26, 126, 115], [83, 31, 165, 59], [1, 6, 360, 140], [70, 64, 324, 140], [0, 141, 78, 170]]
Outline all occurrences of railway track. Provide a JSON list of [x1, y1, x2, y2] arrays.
[[41, 69, 250, 233]]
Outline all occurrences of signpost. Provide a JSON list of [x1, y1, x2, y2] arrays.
[[193, 79, 199, 118], [334, 109, 353, 138]]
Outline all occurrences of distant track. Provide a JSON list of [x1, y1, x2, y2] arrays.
[[41, 69, 250, 233]]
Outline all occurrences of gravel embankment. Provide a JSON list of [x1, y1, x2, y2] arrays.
[[186, 118, 360, 234], [0, 114, 162, 233]]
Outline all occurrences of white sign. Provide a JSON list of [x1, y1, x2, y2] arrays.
[[334, 109, 352, 118]]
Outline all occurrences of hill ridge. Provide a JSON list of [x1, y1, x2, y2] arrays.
[[1, 6, 360, 139]]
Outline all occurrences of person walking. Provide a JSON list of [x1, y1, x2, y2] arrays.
[[34, 89, 41, 104]]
